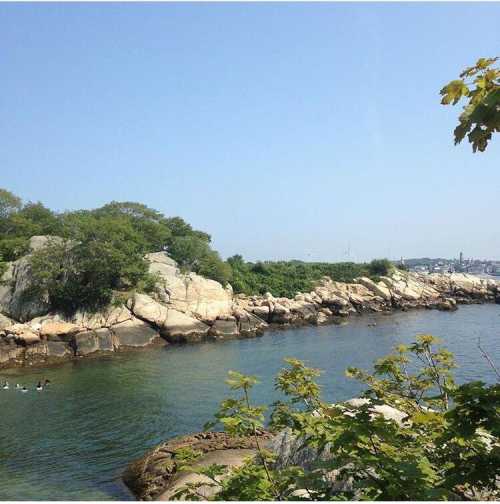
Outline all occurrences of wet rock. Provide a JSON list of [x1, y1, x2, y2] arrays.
[[234, 309, 268, 336], [208, 319, 239, 340], [111, 317, 162, 347], [46, 340, 73, 358], [315, 311, 330, 325], [74, 328, 114, 355], [24, 342, 48, 360], [0, 342, 25, 365]]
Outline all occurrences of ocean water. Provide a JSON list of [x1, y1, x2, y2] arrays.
[[0, 304, 499, 500]]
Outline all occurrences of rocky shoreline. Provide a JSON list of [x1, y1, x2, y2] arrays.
[[1, 236, 499, 370]]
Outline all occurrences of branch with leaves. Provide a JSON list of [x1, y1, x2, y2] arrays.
[[440, 57, 499, 152]]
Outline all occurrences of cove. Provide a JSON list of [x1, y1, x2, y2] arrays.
[[0, 304, 499, 501]]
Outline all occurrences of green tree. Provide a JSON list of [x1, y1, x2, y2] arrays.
[[168, 235, 231, 285], [168, 235, 212, 272], [367, 258, 393, 277], [165, 216, 211, 243], [197, 251, 232, 285], [91, 201, 172, 252], [28, 215, 150, 313], [441, 56, 499, 152], [0, 188, 22, 220]]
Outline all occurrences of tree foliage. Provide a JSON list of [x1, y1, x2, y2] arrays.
[[176, 336, 500, 501], [441, 56, 500, 152], [0, 189, 230, 311], [367, 258, 393, 277]]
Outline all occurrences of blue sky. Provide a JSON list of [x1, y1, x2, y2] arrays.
[[1, 3, 499, 262]]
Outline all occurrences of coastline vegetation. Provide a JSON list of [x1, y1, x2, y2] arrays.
[[227, 255, 393, 298], [0, 188, 394, 310]]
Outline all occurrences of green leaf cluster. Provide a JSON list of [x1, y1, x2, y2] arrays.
[[441, 57, 499, 152]]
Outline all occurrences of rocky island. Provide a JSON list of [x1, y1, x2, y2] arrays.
[[1, 235, 499, 369]]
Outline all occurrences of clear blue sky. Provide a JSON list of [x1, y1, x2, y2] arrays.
[[1, 2, 499, 262]]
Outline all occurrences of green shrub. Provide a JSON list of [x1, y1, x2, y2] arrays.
[[226, 257, 373, 298], [0, 236, 30, 262], [28, 237, 149, 314], [175, 336, 500, 501], [367, 258, 393, 277]]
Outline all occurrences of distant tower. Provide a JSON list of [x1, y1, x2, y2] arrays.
[[459, 251, 463, 265], [400, 256, 405, 266]]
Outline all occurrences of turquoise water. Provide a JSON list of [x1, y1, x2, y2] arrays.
[[0, 304, 499, 500]]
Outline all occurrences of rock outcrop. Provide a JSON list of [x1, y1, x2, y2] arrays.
[[0, 238, 498, 370], [128, 293, 211, 343], [122, 431, 273, 501], [0, 246, 265, 368], [146, 252, 233, 321], [0, 236, 67, 322]]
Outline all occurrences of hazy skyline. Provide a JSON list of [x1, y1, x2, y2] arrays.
[[2, 3, 499, 262]]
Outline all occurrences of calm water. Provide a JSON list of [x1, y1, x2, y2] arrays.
[[0, 304, 499, 500]]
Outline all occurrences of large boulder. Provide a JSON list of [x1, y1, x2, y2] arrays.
[[128, 293, 210, 343], [39, 320, 80, 341], [145, 252, 233, 321], [145, 252, 179, 279], [69, 305, 134, 330], [0, 258, 50, 322], [46, 340, 73, 358], [208, 319, 239, 340], [3, 323, 41, 345], [28, 235, 65, 252], [271, 398, 409, 475], [0, 236, 72, 322], [110, 317, 162, 348], [73, 328, 114, 355], [123, 431, 272, 501], [234, 309, 268, 336], [356, 277, 392, 301]]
